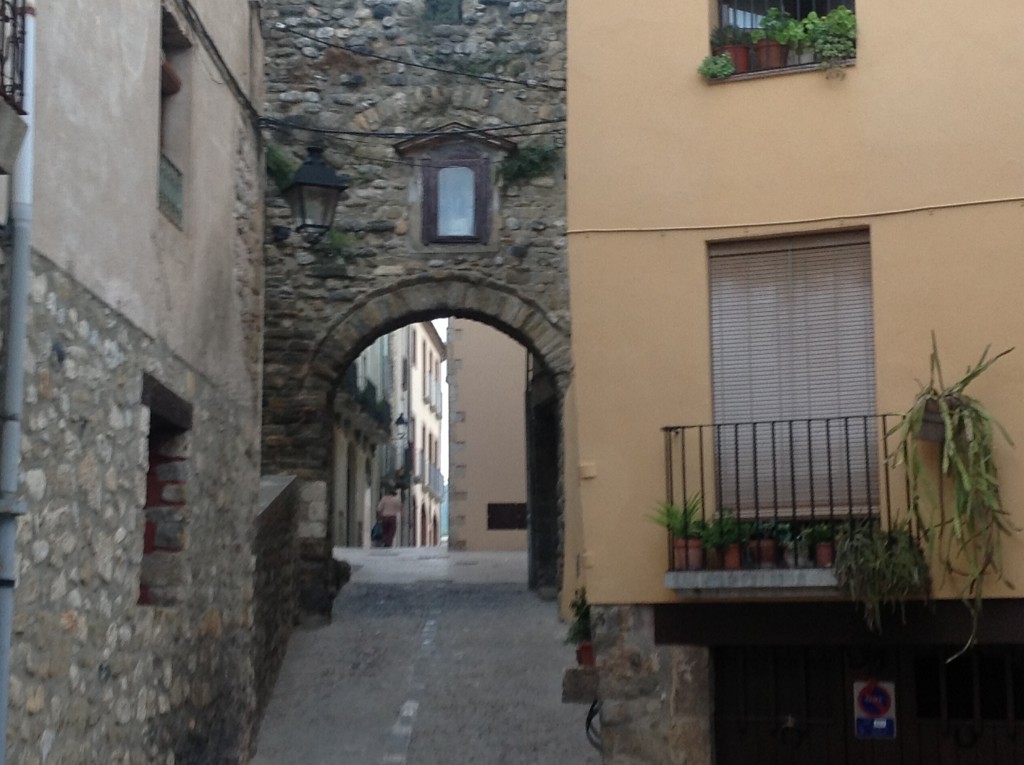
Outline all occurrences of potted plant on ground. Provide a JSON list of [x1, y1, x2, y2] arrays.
[[566, 588, 594, 666], [889, 334, 1014, 655], [702, 510, 748, 570], [698, 53, 736, 80], [651, 495, 704, 570], [751, 7, 790, 70], [810, 5, 857, 69], [799, 522, 836, 568], [710, 25, 752, 74], [834, 521, 931, 633]]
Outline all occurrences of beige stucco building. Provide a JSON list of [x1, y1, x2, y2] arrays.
[[447, 319, 528, 552], [564, 2, 1024, 762]]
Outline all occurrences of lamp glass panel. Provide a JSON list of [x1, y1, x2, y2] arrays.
[[437, 166, 475, 237]]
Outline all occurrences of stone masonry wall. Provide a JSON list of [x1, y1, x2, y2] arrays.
[[253, 476, 300, 732], [261, 0, 568, 481], [594, 605, 713, 765], [8, 252, 260, 764], [260, 0, 569, 613]]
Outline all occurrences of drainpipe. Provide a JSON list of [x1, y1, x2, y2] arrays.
[[0, 4, 35, 762]]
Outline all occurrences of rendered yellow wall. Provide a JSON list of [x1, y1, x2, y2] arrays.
[[565, 1, 1024, 605]]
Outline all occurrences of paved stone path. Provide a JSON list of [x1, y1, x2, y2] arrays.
[[251, 547, 601, 765]]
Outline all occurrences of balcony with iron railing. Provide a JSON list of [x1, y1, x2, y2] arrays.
[[661, 414, 914, 598]]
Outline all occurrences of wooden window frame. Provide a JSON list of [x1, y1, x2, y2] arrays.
[[421, 147, 491, 245]]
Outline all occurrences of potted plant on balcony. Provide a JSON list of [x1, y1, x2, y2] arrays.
[[566, 588, 594, 666], [751, 7, 790, 70], [834, 521, 930, 633], [710, 25, 752, 74], [809, 5, 857, 69], [702, 510, 748, 570], [747, 519, 779, 568], [651, 495, 705, 570], [889, 334, 1014, 654], [799, 522, 836, 568]]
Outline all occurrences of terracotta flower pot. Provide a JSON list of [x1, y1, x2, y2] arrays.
[[715, 44, 750, 74], [576, 641, 595, 666], [749, 539, 778, 569], [673, 537, 704, 570], [754, 40, 787, 70], [815, 541, 835, 568], [723, 543, 743, 570]]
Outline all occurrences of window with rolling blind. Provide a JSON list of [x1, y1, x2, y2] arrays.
[[709, 231, 878, 517]]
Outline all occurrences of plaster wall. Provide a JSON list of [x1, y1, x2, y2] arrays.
[[448, 318, 527, 552], [565, 2, 1024, 607], [567, 1, 1023, 231], [32, 0, 264, 406]]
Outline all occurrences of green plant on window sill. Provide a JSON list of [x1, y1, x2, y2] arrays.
[[698, 53, 736, 80], [805, 5, 857, 69], [888, 334, 1015, 657], [498, 144, 560, 186]]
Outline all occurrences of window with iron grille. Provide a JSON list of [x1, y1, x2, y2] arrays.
[[718, 0, 855, 29]]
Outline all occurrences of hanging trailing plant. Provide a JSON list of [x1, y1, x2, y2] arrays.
[[888, 333, 1015, 655], [498, 144, 560, 186], [834, 521, 931, 633]]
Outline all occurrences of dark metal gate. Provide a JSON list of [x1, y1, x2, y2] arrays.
[[714, 646, 1024, 765]]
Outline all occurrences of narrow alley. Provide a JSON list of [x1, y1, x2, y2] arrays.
[[251, 548, 601, 765]]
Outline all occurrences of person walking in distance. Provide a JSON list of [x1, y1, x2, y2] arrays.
[[376, 486, 402, 547]]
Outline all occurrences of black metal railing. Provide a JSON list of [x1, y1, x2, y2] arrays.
[[0, 0, 25, 114], [718, 0, 855, 29], [661, 415, 910, 570]]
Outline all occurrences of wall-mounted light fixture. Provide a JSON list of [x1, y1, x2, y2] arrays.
[[282, 147, 350, 244]]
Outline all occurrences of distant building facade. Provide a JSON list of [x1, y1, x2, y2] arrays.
[[447, 319, 527, 552]]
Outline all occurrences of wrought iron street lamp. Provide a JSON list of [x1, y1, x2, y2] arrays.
[[282, 147, 349, 243]]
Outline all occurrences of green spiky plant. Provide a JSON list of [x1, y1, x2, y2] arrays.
[[835, 521, 931, 633], [649, 494, 703, 539], [888, 333, 1014, 656]]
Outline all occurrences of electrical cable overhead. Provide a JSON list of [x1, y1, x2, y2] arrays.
[[277, 25, 566, 92], [260, 116, 565, 140]]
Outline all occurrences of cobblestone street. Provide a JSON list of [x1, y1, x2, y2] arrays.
[[251, 548, 601, 765]]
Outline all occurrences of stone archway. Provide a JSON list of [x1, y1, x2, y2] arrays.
[[262, 274, 571, 609]]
